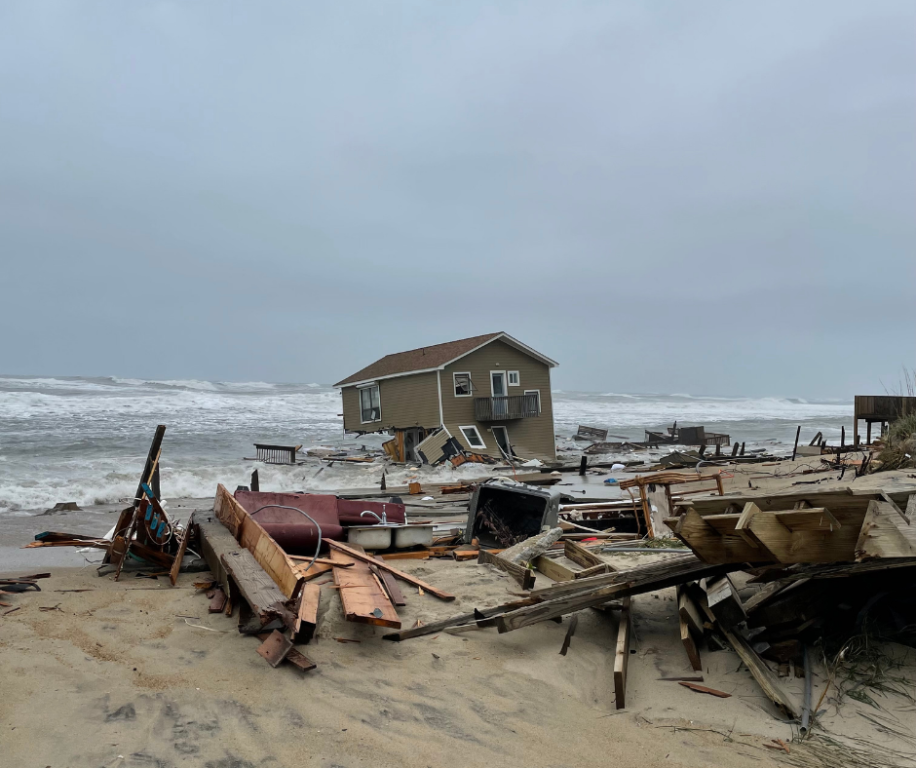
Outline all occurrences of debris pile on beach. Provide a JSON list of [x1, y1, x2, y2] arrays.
[[10, 413, 916, 764]]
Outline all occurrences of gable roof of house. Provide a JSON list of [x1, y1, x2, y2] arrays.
[[333, 332, 558, 388]]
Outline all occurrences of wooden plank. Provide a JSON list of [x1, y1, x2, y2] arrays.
[[736, 502, 852, 564], [564, 540, 606, 569], [533, 556, 577, 582], [496, 560, 741, 633], [381, 598, 538, 641], [286, 647, 317, 672], [680, 613, 702, 671], [575, 563, 613, 579], [169, 512, 194, 587], [326, 540, 455, 601], [855, 500, 916, 560], [371, 557, 407, 606], [669, 509, 764, 564], [720, 625, 802, 720], [478, 549, 536, 590], [208, 589, 227, 613], [221, 548, 289, 622], [296, 562, 334, 582], [676, 585, 703, 637], [330, 548, 400, 629], [257, 630, 293, 667], [704, 575, 747, 627], [529, 554, 703, 601], [198, 521, 239, 615], [774, 508, 841, 532], [614, 599, 631, 709], [213, 484, 302, 598], [294, 583, 321, 642], [679, 682, 730, 698]]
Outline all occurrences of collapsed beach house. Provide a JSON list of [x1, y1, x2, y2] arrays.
[[333, 332, 558, 463]]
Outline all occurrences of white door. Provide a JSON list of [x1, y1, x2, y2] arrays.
[[491, 371, 507, 418]]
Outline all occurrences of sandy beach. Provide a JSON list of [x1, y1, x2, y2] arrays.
[[4, 460, 916, 767]]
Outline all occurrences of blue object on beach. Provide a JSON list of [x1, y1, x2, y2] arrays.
[[604, 478, 618, 484]]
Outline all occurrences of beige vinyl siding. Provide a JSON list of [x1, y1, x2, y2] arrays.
[[442, 339, 555, 460], [416, 428, 452, 464], [341, 371, 441, 433]]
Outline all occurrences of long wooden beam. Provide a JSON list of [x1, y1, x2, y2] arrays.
[[326, 540, 455, 601], [495, 560, 740, 633], [213, 484, 302, 599]]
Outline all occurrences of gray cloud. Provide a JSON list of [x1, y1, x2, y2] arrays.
[[1, 1, 914, 397]]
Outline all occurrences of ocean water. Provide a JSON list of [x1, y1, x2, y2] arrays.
[[0, 376, 851, 514]]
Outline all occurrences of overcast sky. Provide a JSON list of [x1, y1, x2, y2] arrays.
[[1, 1, 913, 398]]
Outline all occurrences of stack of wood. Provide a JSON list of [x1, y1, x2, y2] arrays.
[[666, 487, 916, 565], [198, 483, 457, 673]]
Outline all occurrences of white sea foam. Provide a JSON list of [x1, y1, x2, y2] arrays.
[[0, 375, 853, 514]]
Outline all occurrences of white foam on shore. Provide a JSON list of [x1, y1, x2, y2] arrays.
[[0, 375, 853, 514]]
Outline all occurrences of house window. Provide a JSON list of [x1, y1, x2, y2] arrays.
[[507, 371, 520, 386], [453, 372, 472, 397], [359, 384, 381, 423], [524, 389, 541, 414], [459, 425, 486, 450]]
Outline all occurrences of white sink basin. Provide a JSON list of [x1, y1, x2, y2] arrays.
[[392, 524, 435, 549], [347, 525, 393, 550]]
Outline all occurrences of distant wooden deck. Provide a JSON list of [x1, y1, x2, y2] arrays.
[[854, 395, 916, 444]]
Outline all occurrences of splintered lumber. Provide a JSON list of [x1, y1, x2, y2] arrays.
[[529, 554, 707, 600], [213, 484, 302, 599], [679, 682, 730, 698], [533, 555, 576, 582], [559, 614, 579, 656], [286, 647, 317, 672], [208, 589, 228, 613], [855, 500, 916, 560], [221, 548, 289, 624], [381, 598, 538, 641], [478, 549, 536, 590], [294, 583, 321, 642], [680, 614, 702, 671], [500, 527, 564, 564], [257, 630, 294, 668], [495, 557, 741, 633], [676, 585, 703, 671], [330, 548, 400, 629], [614, 598, 631, 709], [720, 625, 802, 720], [564, 540, 610, 571], [704, 575, 747, 627], [326, 540, 455, 601], [296, 562, 334, 582], [676, 585, 703, 637], [199, 521, 242, 613], [169, 512, 194, 587], [575, 563, 613, 579], [371, 557, 407, 606]]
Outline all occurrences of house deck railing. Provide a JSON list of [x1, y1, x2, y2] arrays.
[[474, 394, 540, 422]]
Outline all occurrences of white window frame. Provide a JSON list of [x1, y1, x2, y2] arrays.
[[357, 382, 382, 424], [524, 389, 541, 414], [453, 371, 473, 398], [507, 371, 520, 387], [458, 425, 486, 450]]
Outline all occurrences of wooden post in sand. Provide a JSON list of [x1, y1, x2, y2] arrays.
[[579, 456, 588, 476], [791, 426, 801, 461]]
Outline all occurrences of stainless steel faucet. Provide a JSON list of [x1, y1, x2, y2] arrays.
[[360, 509, 387, 525]]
